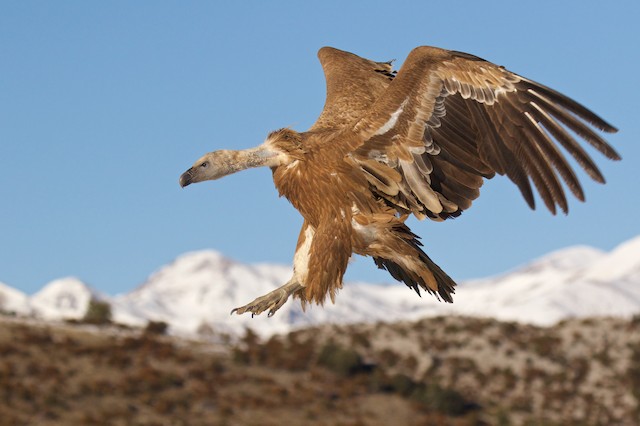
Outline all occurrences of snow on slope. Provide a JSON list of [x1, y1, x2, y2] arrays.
[[111, 236, 640, 336], [4, 235, 640, 337], [29, 277, 104, 320], [110, 251, 426, 336], [0, 282, 30, 315], [583, 235, 640, 284], [111, 250, 296, 335], [414, 245, 634, 325]]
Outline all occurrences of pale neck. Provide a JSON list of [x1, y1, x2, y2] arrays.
[[228, 145, 283, 173]]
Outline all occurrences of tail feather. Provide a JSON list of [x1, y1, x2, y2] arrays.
[[374, 256, 423, 297], [357, 213, 456, 302], [373, 245, 456, 303]]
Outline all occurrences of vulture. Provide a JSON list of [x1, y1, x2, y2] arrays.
[[179, 46, 619, 317]]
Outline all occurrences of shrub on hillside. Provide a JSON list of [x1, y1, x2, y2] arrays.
[[144, 320, 169, 335], [317, 342, 365, 377], [82, 299, 112, 325]]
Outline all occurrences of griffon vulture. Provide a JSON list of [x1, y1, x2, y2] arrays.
[[179, 46, 619, 317]]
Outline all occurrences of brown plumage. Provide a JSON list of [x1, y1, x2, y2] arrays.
[[179, 46, 619, 317]]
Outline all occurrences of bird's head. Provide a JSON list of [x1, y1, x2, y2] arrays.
[[179, 150, 238, 187], [179, 141, 291, 188]]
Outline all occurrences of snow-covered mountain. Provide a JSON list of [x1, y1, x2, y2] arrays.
[[109, 250, 429, 336], [425, 241, 640, 325], [29, 277, 105, 321], [0, 281, 30, 315], [2, 235, 640, 337]]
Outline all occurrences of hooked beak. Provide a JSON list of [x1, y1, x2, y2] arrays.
[[179, 167, 194, 188]]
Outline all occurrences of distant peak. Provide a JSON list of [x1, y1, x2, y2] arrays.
[[536, 245, 604, 268], [168, 250, 239, 274], [610, 235, 640, 256], [131, 249, 240, 294], [30, 277, 106, 301], [487, 244, 605, 280], [38, 277, 93, 292], [175, 249, 235, 264]]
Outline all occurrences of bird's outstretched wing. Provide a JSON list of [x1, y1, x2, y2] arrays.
[[309, 47, 396, 131], [346, 46, 619, 220]]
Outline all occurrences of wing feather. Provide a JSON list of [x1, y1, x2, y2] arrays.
[[527, 89, 620, 160], [467, 100, 536, 208], [341, 46, 618, 219], [528, 102, 607, 183], [523, 111, 585, 202], [310, 47, 396, 131]]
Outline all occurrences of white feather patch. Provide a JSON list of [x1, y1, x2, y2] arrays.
[[293, 225, 314, 281], [400, 160, 443, 214], [373, 98, 409, 136]]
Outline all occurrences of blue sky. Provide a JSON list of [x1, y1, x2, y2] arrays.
[[1, 1, 638, 295]]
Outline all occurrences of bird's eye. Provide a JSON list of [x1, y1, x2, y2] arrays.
[[200, 162, 208, 168]]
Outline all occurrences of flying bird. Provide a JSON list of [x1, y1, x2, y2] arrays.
[[179, 46, 619, 317]]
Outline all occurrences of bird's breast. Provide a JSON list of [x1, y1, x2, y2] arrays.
[[272, 158, 367, 226]]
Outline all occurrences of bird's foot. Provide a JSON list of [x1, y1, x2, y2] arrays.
[[231, 280, 303, 318]]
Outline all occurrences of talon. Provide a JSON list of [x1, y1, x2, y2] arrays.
[[231, 280, 303, 318]]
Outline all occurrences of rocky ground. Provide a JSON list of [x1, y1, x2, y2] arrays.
[[1, 314, 639, 425]]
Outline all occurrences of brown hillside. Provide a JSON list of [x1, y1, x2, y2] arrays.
[[0, 315, 639, 425]]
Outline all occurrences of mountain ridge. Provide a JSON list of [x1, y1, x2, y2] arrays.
[[1, 235, 639, 337]]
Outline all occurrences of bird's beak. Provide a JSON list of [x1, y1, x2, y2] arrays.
[[179, 167, 194, 188]]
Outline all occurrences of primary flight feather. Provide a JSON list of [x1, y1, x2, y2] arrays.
[[179, 46, 619, 317]]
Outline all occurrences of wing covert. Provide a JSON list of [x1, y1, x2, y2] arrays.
[[310, 47, 396, 131], [347, 46, 619, 220]]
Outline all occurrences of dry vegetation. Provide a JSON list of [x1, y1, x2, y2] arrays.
[[1, 314, 639, 425]]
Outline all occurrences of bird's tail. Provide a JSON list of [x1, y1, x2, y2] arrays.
[[373, 228, 456, 303]]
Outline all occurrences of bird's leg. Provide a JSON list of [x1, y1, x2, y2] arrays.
[[231, 278, 303, 318]]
